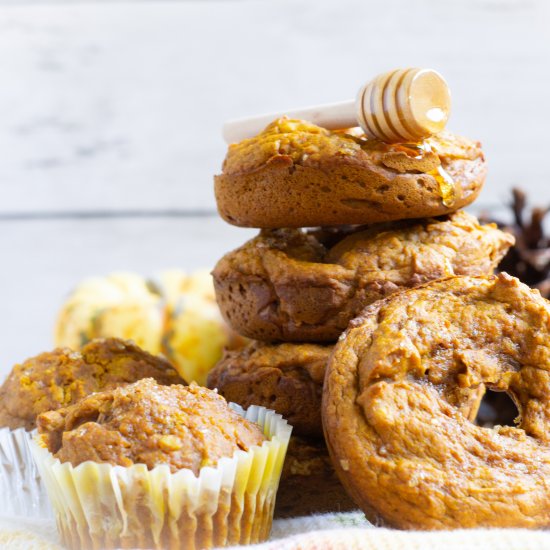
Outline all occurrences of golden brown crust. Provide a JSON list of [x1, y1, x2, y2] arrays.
[[323, 273, 550, 529], [213, 211, 514, 342], [207, 342, 330, 437], [215, 119, 486, 228], [37, 378, 265, 474], [275, 436, 356, 518], [0, 338, 184, 431]]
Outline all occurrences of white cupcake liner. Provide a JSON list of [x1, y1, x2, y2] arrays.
[[0, 427, 52, 518], [31, 403, 292, 550]]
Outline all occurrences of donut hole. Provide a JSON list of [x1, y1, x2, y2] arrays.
[[475, 390, 519, 428]]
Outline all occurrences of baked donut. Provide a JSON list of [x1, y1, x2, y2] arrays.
[[207, 341, 330, 437], [213, 211, 514, 343], [275, 436, 357, 518], [323, 273, 550, 529], [215, 118, 487, 228]]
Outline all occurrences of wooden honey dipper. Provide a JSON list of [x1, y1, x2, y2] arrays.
[[223, 68, 451, 144]]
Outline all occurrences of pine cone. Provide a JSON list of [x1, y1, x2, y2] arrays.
[[481, 188, 550, 298]]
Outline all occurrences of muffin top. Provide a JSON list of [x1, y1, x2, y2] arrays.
[[37, 378, 266, 474], [0, 338, 184, 431]]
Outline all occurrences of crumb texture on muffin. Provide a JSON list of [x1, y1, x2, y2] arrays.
[[37, 378, 266, 474], [0, 338, 183, 431]]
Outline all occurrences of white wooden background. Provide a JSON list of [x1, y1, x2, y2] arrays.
[[0, 0, 549, 376]]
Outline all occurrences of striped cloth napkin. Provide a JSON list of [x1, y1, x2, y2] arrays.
[[2, 512, 550, 549]]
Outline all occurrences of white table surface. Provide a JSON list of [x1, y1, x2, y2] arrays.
[[0, 0, 549, 375]]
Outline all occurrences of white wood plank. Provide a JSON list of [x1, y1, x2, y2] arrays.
[[0, 0, 548, 213], [0, 216, 255, 376], [0, 200, 521, 377]]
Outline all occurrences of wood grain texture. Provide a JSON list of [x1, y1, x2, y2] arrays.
[[0, 204, 511, 375], [0, 0, 548, 214], [0, 216, 255, 374]]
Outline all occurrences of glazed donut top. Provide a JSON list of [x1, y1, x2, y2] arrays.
[[323, 273, 550, 529], [221, 117, 484, 208], [223, 118, 477, 174]]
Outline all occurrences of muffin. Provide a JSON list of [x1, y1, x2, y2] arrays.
[[33, 378, 291, 549], [208, 342, 330, 437], [0, 338, 183, 431], [0, 338, 183, 519], [213, 211, 514, 342], [215, 118, 487, 228], [275, 436, 356, 518]]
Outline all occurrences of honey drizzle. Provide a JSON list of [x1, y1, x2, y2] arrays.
[[388, 141, 457, 208], [392, 142, 429, 159], [428, 166, 456, 207], [350, 132, 458, 208]]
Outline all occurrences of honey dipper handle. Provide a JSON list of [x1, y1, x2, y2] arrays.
[[223, 68, 451, 144], [222, 100, 357, 144]]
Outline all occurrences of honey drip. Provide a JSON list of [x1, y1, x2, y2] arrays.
[[395, 143, 427, 159], [380, 141, 431, 159], [359, 135, 457, 208], [392, 141, 457, 208], [428, 165, 456, 207]]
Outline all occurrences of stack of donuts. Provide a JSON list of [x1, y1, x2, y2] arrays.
[[208, 113, 519, 521]]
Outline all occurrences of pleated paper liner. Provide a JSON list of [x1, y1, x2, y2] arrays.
[[31, 404, 292, 550], [0, 427, 52, 518]]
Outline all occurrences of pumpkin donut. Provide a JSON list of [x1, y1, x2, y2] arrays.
[[213, 211, 514, 343], [215, 118, 487, 228], [323, 273, 550, 529], [207, 341, 330, 437]]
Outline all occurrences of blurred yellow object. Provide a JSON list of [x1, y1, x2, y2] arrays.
[[163, 293, 233, 387], [54, 273, 163, 354], [158, 269, 216, 304], [55, 270, 242, 385]]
